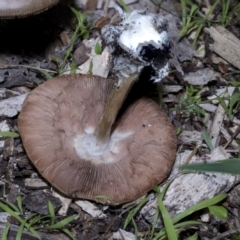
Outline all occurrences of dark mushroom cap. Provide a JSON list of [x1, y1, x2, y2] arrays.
[[18, 74, 177, 205], [0, 0, 59, 18]]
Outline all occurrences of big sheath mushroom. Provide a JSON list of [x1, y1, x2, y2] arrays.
[[0, 0, 59, 18], [18, 73, 177, 205]]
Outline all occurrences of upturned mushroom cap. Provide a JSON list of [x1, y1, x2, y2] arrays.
[[0, 0, 59, 18], [18, 74, 176, 205]]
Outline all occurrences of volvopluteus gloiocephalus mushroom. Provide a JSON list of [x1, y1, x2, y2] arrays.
[[0, 0, 59, 18], [18, 9, 177, 205]]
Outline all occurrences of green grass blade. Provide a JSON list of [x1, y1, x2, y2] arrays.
[[192, 24, 204, 47], [64, 7, 92, 64], [16, 219, 27, 240], [117, 0, 129, 13], [150, 207, 160, 239], [61, 228, 76, 240], [172, 193, 227, 224], [26, 214, 41, 228], [35, 68, 54, 79], [70, 60, 77, 74], [157, 195, 178, 240], [175, 220, 202, 229], [179, 4, 199, 36], [153, 221, 202, 239], [48, 201, 56, 226], [201, 130, 214, 151], [221, 0, 230, 25], [216, 94, 228, 109], [45, 215, 76, 230], [180, 159, 240, 175], [152, 185, 161, 194], [208, 205, 228, 219], [150, 180, 175, 239], [16, 195, 23, 214], [229, 90, 240, 120], [228, 3, 240, 21], [180, 0, 187, 27], [1, 222, 11, 240], [186, 232, 198, 240], [187, 4, 199, 25], [179, 20, 198, 36], [0, 132, 19, 138], [0, 200, 21, 213], [124, 197, 148, 229], [159, 180, 172, 202], [0, 202, 41, 239], [94, 42, 102, 55], [131, 218, 141, 240], [205, 0, 220, 19], [87, 60, 93, 74]]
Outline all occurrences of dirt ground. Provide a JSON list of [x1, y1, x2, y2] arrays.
[[0, 0, 240, 239]]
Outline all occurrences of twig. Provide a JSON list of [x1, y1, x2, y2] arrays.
[[185, 145, 198, 164], [211, 229, 240, 240], [103, 0, 111, 17], [223, 125, 240, 149], [0, 64, 56, 73]]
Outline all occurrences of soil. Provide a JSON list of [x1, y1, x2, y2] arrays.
[[0, 0, 240, 240]]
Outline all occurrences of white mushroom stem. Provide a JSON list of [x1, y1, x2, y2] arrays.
[[92, 72, 141, 151]]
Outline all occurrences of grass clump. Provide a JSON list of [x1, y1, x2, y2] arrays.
[[62, 8, 92, 70], [216, 86, 240, 121], [124, 182, 227, 240], [179, 0, 240, 46], [0, 195, 76, 240], [171, 86, 206, 117]]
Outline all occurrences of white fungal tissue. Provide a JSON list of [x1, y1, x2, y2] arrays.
[[101, 8, 170, 82]]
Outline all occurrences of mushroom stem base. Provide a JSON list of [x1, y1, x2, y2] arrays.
[[83, 133, 110, 156]]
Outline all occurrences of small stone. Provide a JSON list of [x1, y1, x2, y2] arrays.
[[52, 190, 72, 216], [24, 178, 49, 189], [0, 93, 28, 117], [22, 190, 62, 215], [3, 138, 14, 159], [200, 213, 211, 223]]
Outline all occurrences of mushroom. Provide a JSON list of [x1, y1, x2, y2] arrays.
[[0, 0, 59, 18], [18, 73, 177, 205]]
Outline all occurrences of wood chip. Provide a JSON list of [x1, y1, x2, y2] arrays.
[[65, 38, 112, 78], [141, 147, 238, 225], [208, 87, 236, 104], [75, 200, 106, 218], [52, 190, 72, 216], [0, 120, 10, 132], [162, 85, 183, 93], [0, 212, 10, 223], [0, 93, 28, 117], [178, 130, 203, 146], [199, 103, 217, 112], [109, 229, 142, 240], [24, 178, 49, 189], [0, 88, 20, 100], [183, 68, 219, 85], [209, 103, 226, 147], [205, 26, 240, 70]]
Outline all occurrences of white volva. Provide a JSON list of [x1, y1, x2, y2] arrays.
[[118, 11, 169, 56], [101, 8, 170, 82]]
